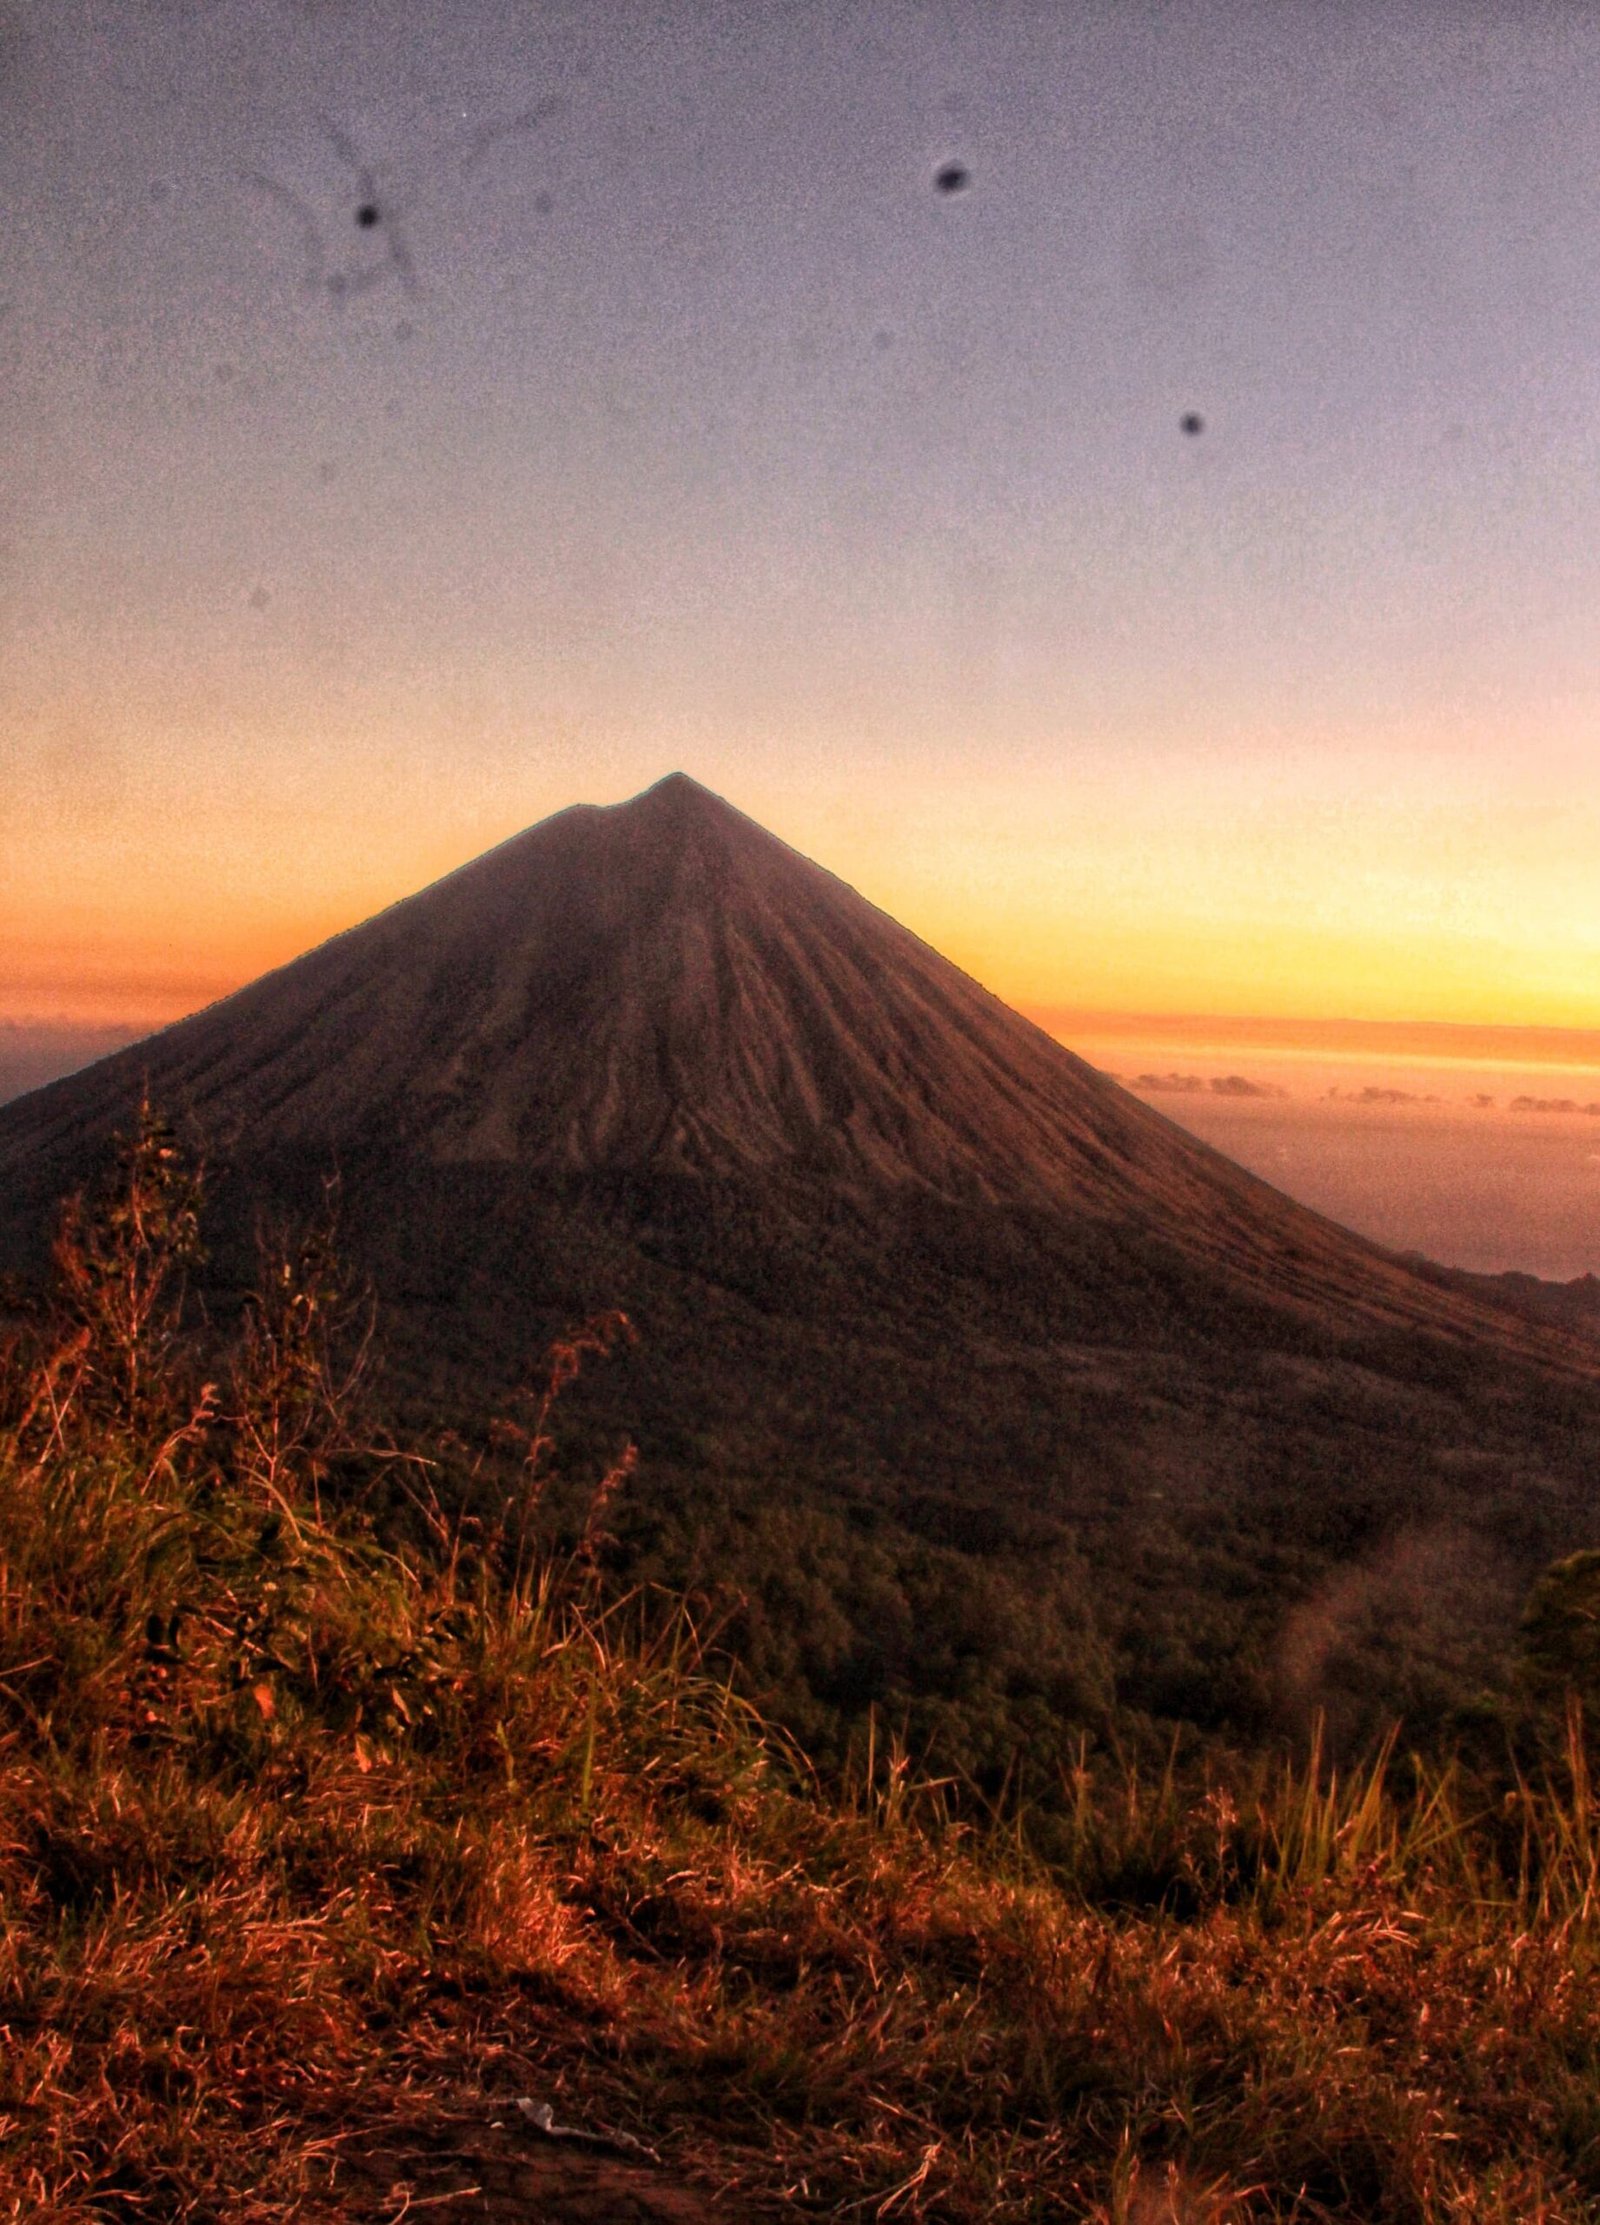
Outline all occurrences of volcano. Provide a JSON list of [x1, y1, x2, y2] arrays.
[[3, 774, 1597, 1756], [0, 774, 1546, 1331]]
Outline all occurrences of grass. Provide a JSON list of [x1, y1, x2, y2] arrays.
[[4, 1116, 1600, 2219]]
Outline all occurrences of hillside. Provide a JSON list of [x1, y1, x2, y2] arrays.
[[7, 1170, 1600, 2223], [2, 775, 1598, 1763]]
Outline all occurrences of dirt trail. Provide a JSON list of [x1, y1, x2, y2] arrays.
[[324, 2106, 759, 2221]]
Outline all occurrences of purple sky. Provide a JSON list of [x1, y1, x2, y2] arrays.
[[6, 2, 1600, 1045]]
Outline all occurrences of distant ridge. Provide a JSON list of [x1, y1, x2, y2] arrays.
[[0, 774, 1542, 1342]]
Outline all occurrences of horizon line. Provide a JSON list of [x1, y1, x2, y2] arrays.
[[1025, 1010, 1600, 1069], [10, 1003, 1600, 1070]]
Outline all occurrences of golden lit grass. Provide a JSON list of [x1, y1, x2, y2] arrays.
[[4, 1115, 1600, 2220]]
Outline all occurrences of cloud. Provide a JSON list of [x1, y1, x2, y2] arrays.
[[1510, 1096, 1600, 1115], [1325, 1085, 1439, 1105], [1130, 1071, 1287, 1098], [1209, 1073, 1289, 1099]]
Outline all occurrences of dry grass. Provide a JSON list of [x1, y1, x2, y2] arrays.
[[4, 1116, 1600, 2220]]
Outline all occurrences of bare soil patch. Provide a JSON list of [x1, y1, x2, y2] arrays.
[[323, 2104, 754, 2222]]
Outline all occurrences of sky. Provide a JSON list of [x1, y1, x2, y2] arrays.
[[5, 1, 1600, 1269]]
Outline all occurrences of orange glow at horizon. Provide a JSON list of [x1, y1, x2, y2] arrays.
[[7, 751, 1600, 1043]]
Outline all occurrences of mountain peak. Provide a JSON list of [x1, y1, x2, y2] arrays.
[[606, 771, 740, 822], [599, 771, 764, 849], [624, 770, 714, 806]]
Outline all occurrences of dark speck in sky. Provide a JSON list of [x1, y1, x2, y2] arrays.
[[1180, 412, 1204, 435], [934, 162, 969, 195], [356, 203, 379, 228]]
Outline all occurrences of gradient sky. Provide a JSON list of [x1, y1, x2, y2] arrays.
[[6, 0, 1600, 1035]]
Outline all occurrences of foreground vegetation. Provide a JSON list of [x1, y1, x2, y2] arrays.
[[6, 1120, 1600, 2219]]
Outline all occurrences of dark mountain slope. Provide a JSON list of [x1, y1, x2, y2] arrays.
[[3, 774, 1596, 1762]]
